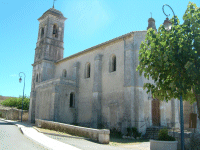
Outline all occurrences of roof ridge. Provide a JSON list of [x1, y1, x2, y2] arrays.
[[56, 30, 147, 63]]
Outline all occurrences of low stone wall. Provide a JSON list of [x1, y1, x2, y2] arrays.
[[35, 119, 110, 144], [169, 131, 200, 150], [0, 108, 28, 121], [150, 140, 178, 150]]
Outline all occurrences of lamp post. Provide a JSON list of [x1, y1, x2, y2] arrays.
[[162, 4, 184, 150], [19, 72, 26, 122]]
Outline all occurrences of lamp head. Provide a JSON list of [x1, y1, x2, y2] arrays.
[[19, 77, 22, 83], [163, 17, 172, 31]]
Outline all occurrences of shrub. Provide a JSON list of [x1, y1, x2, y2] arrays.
[[132, 127, 142, 138], [126, 127, 142, 138], [127, 127, 132, 136], [1, 96, 30, 110], [158, 128, 176, 141], [110, 128, 122, 138]]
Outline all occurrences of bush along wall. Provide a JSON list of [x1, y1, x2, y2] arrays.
[[1, 96, 30, 110], [126, 127, 142, 139], [158, 128, 176, 141]]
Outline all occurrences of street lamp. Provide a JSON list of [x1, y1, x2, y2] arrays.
[[19, 72, 26, 122], [162, 4, 185, 150], [163, 17, 172, 31]]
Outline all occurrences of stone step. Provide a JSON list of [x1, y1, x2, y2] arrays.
[[144, 127, 170, 140]]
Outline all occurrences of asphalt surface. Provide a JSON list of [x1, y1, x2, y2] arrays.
[[0, 120, 48, 150]]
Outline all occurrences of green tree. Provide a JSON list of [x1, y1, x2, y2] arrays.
[[137, 2, 200, 118]]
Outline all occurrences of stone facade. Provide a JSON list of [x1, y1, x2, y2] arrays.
[[28, 8, 199, 134]]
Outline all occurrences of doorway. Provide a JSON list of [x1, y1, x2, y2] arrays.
[[152, 99, 160, 126]]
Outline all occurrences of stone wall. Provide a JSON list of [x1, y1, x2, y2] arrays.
[[169, 131, 200, 150], [55, 35, 129, 129], [35, 119, 110, 144], [35, 77, 77, 124], [54, 31, 151, 132], [0, 108, 28, 121]]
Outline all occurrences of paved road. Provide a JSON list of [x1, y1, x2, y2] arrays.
[[0, 120, 48, 150]]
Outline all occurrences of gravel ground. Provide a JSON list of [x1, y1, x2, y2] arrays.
[[35, 127, 150, 150]]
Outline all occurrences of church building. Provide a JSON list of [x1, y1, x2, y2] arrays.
[[28, 7, 199, 134]]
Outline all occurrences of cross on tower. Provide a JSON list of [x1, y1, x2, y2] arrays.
[[53, 0, 57, 8]]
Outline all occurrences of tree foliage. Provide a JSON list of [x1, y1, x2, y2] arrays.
[[137, 2, 200, 118]]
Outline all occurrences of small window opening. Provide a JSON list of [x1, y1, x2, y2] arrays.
[[70, 93, 75, 108], [36, 74, 39, 82], [53, 24, 58, 38], [86, 63, 90, 78], [111, 55, 116, 72], [41, 27, 44, 38], [63, 69, 67, 77]]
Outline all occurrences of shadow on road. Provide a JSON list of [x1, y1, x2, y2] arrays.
[[0, 122, 13, 125]]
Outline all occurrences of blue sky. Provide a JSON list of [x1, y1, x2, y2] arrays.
[[0, 0, 199, 97]]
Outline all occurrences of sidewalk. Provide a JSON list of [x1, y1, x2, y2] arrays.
[[0, 118, 150, 150]]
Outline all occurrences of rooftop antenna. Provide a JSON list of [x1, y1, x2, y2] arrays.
[[53, 0, 57, 8], [150, 12, 152, 18]]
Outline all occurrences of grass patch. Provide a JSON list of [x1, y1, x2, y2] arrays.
[[34, 126, 82, 139], [110, 135, 149, 146], [35, 124, 149, 147], [109, 127, 149, 146]]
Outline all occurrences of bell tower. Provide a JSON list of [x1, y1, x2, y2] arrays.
[[29, 7, 67, 123], [32, 7, 67, 83], [35, 8, 67, 63]]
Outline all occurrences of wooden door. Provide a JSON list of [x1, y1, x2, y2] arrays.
[[152, 99, 160, 126]]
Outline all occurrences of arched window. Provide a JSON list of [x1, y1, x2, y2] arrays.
[[70, 92, 75, 108], [111, 55, 116, 72], [62, 69, 67, 77], [53, 24, 58, 38], [39, 73, 41, 82], [41, 27, 44, 38], [36, 74, 39, 82], [86, 63, 91, 78]]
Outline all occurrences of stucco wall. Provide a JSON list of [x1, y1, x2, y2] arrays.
[[53, 31, 159, 131], [101, 40, 125, 129], [55, 37, 128, 128], [35, 85, 54, 120], [54, 84, 76, 124]]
